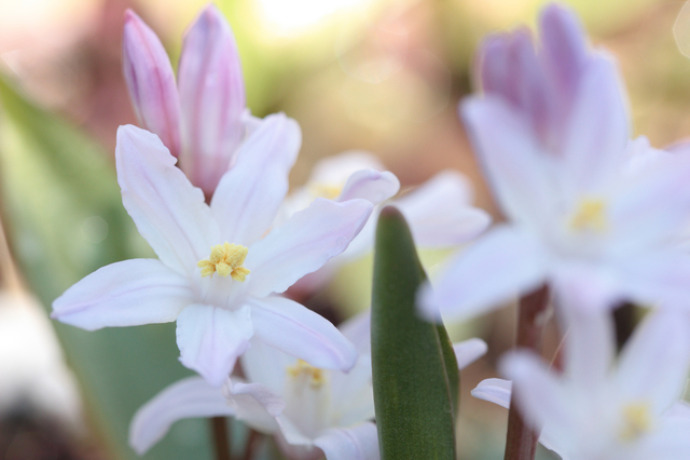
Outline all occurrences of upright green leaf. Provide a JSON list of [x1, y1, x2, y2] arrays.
[[371, 206, 459, 460], [0, 75, 212, 460]]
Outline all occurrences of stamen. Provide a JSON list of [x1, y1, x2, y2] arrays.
[[619, 402, 653, 442], [569, 198, 607, 232], [310, 183, 342, 200], [287, 359, 326, 389], [198, 243, 250, 281]]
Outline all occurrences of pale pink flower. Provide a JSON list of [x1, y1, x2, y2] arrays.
[[123, 5, 253, 197], [420, 4, 690, 321]]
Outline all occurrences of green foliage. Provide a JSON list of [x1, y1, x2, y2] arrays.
[[371, 206, 459, 460], [0, 75, 212, 460]]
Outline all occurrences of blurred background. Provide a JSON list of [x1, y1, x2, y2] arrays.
[[1, 0, 690, 458]]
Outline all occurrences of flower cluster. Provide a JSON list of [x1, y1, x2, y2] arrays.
[[47, 2, 690, 460]]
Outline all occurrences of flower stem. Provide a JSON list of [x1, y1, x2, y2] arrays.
[[503, 285, 549, 460], [210, 417, 231, 460]]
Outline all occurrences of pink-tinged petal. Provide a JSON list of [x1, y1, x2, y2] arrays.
[[539, 4, 588, 100], [122, 10, 181, 158], [116, 125, 219, 273], [52, 259, 192, 330], [339, 311, 371, 354], [453, 338, 487, 370], [246, 198, 372, 297], [419, 226, 548, 322], [176, 304, 253, 386], [559, 56, 628, 195], [615, 311, 690, 414], [394, 171, 491, 247], [249, 296, 357, 371], [225, 379, 284, 433], [211, 114, 301, 246], [314, 422, 380, 460], [178, 4, 246, 195], [460, 97, 553, 226], [129, 376, 233, 454], [471, 378, 511, 408], [309, 151, 385, 184], [500, 351, 575, 446], [337, 169, 399, 204], [478, 29, 552, 136]]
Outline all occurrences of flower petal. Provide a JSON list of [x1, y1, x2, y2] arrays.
[[122, 10, 181, 158], [338, 169, 399, 204], [176, 304, 253, 386], [129, 376, 233, 454], [453, 338, 488, 370], [52, 259, 192, 330], [178, 4, 246, 195], [313, 422, 380, 460], [249, 296, 357, 371], [394, 170, 491, 247], [419, 225, 548, 322], [478, 28, 552, 136], [460, 97, 553, 226], [539, 4, 588, 100], [241, 340, 293, 395], [615, 310, 690, 414], [116, 125, 219, 273], [246, 198, 372, 297], [224, 379, 284, 433], [559, 56, 629, 195], [500, 351, 575, 450], [471, 378, 511, 408], [210, 113, 301, 246]]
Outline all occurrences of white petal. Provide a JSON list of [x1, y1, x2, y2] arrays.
[[52, 259, 192, 330], [471, 378, 512, 409], [225, 379, 284, 434], [176, 304, 253, 386], [129, 376, 233, 454], [210, 114, 301, 246], [453, 338, 488, 370], [249, 296, 357, 371], [460, 96, 554, 226], [552, 272, 615, 387], [314, 422, 380, 460], [500, 351, 575, 444], [615, 310, 690, 414], [559, 56, 629, 195], [177, 5, 246, 195], [246, 198, 372, 297], [116, 125, 219, 273], [338, 169, 399, 204], [395, 170, 491, 247], [339, 310, 371, 354], [419, 226, 548, 322], [241, 340, 293, 395], [309, 151, 385, 183]]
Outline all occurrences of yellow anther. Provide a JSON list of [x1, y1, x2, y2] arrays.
[[619, 402, 653, 442], [287, 359, 326, 389], [197, 243, 250, 281], [569, 198, 607, 232], [310, 183, 343, 200]]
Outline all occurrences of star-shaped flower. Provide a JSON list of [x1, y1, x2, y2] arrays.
[[52, 121, 373, 386]]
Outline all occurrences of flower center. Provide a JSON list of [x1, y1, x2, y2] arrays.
[[287, 359, 326, 389], [197, 243, 250, 281], [619, 402, 653, 442], [569, 198, 607, 233], [310, 183, 342, 200]]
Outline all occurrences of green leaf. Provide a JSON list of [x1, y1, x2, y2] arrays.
[[0, 74, 212, 459], [371, 205, 460, 460]]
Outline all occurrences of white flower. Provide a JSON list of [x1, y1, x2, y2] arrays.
[[52, 121, 374, 386], [472, 281, 690, 460], [129, 312, 488, 459]]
